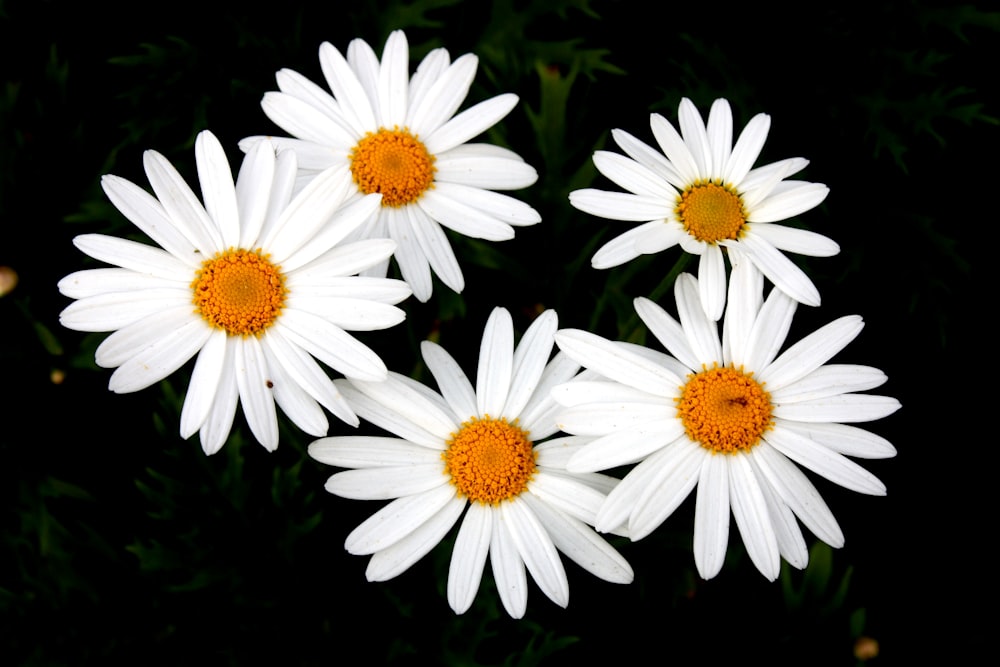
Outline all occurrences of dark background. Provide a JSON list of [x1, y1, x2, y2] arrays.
[[1, 0, 991, 664]]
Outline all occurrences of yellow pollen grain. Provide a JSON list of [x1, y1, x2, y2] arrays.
[[350, 127, 436, 207], [191, 248, 286, 336], [676, 181, 747, 243], [675, 364, 773, 454], [443, 416, 536, 504]]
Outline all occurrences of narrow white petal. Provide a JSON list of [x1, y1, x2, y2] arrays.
[[625, 438, 704, 540], [692, 454, 730, 579], [234, 137, 277, 248], [234, 336, 279, 451], [308, 436, 439, 468], [408, 47, 451, 113], [650, 111, 700, 185], [778, 420, 897, 459], [521, 492, 633, 584], [100, 175, 200, 267], [143, 149, 222, 255], [94, 306, 202, 368], [288, 275, 411, 305], [770, 364, 888, 403], [633, 220, 688, 256], [318, 40, 376, 136], [554, 329, 682, 396], [753, 462, 809, 569], [678, 97, 712, 175], [557, 402, 672, 437], [260, 92, 357, 147], [60, 288, 191, 333], [57, 268, 181, 299], [611, 127, 684, 187], [746, 222, 839, 257], [634, 297, 699, 371], [348, 373, 458, 442], [275, 67, 339, 117], [260, 340, 329, 437], [723, 112, 770, 186], [261, 328, 359, 427], [417, 189, 515, 241], [490, 509, 528, 618], [517, 351, 583, 438], [71, 234, 193, 281], [421, 340, 478, 421], [501, 498, 569, 609], [738, 284, 797, 373], [284, 191, 384, 272], [290, 239, 398, 281], [275, 312, 387, 382], [285, 297, 405, 332], [435, 149, 538, 190], [705, 99, 733, 177], [195, 131, 240, 249], [765, 425, 888, 495], [728, 452, 780, 580], [366, 493, 465, 582], [773, 394, 901, 423], [407, 53, 477, 138], [431, 182, 540, 226], [376, 30, 409, 128], [448, 503, 492, 614], [749, 183, 830, 223], [527, 471, 608, 524], [590, 220, 669, 269], [424, 93, 518, 155], [735, 233, 821, 307], [107, 317, 211, 393], [566, 422, 682, 473], [407, 205, 464, 295], [335, 379, 447, 449], [758, 315, 864, 388], [696, 244, 727, 321], [345, 484, 458, 555], [179, 329, 228, 438], [477, 308, 514, 418], [326, 465, 446, 500], [569, 189, 673, 222], [198, 345, 239, 455], [675, 273, 724, 363], [750, 442, 844, 547], [502, 310, 557, 420], [592, 150, 676, 199]]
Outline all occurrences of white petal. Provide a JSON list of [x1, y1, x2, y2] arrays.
[[326, 465, 446, 500], [376, 30, 409, 128], [347, 373, 458, 442], [521, 491, 633, 584], [407, 205, 464, 295], [501, 498, 569, 608], [738, 284, 797, 373], [179, 329, 228, 438], [554, 329, 682, 396], [234, 137, 277, 248], [634, 296, 699, 371], [769, 364, 888, 403], [318, 40, 376, 136], [502, 310, 557, 420], [592, 150, 676, 199], [260, 340, 329, 437], [723, 112, 770, 186], [650, 110, 700, 185], [195, 130, 240, 249], [746, 222, 839, 257], [759, 315, 864, 388], [286, 296, 405, 332], [448, 502, 492, 614], [516, 351, 583, 438], [477, 307, 514, 418], [100, 175, 200, 267], [765, 425, 887, 495], [565, 422, 682, 473], [590, 220, 669, 269], [143, 149, 222, 255], [421, 340, 478, 421], [435, 147, 538, 190], [417, 189, 515, 241], [345, 484, 458, 555], [71, 234, 192, 281], [407, 53, 477, 138], [431, 182, 540, 226], [385, 206, 433, 302], [308, 436, 439, 468], [198, 344, 239, 455], [778, 421, 897, 459], [260, 92, 357, 148], [705, 98, 733, 177], [773, 394, 901, 423], [424, 93, 518, 155], [234, 336, 279, 451], [366, 493, 465, 582], [623, 438, 704, 540], [107, 317, 211, 393], [569, 188, 673, 222], [526, 471, 608, 524], [728, 452, 780, 580], [749, 182, 829, 223], [60, 288, 191, 332], [335, 379, 446, 450], [490, 508, 528, 618], [735, 233, 821, 307], [275, 311, 387, 382], [675, 273, 723, 361], [696, 244, 727, 321], [692, 453, 730, 579]]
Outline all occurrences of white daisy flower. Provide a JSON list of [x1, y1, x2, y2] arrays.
[[307, 307, 633, 618], [58, 130, 412, 454], [570, 97, 838, 320], [240, 29, 541, 303], [551, 257, 899, 581]]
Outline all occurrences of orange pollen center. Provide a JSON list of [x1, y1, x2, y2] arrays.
[[191, 248, 286, 336], [676, 181, 747, 243], [443, 416, 537, 504], [350, 127, 436, 207], [676, 364, 773, 454]]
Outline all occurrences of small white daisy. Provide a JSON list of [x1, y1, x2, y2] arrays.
[[58, 130, 412, 454], [551, 256, 899, 581], [570, 97, 838, 320], [240, 30, 541, 303], [308, 307, 633, 618]]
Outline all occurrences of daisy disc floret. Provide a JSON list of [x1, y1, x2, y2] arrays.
[[307, 307, 633, 618], [570, 97, 839, 320], [58, 130, 413, 454], [240, 29, 541, 303], [551, 258, 900, 581]]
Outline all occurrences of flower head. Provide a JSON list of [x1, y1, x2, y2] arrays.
[[58, 130, 412, 454], [552, 257, 899, 580], [570, 97, 838, 320], [308, 308, 632, 618], [241, 30, 541, 302]]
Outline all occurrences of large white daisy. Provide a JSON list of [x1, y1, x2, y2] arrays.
[[240, 30, 541, 303], [307, 307, 633, 618], [570, 97, 838, 320], [551, 256, 899, 581], [58, 130, 412, 454]]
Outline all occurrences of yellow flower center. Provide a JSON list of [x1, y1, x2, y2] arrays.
[[192, 248, 286, 336], [676, 364, 773, 454], [443, 416, 537, 504], [350, 127, 436, 207], [676, 181, 747, 243]]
